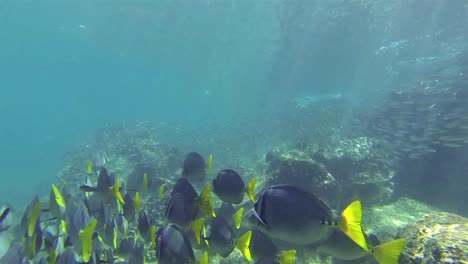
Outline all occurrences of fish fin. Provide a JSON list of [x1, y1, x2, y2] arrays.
[[142, 173, 148, 194], [235, 231, 252, 261], [28, 201, 41, 237], [337, 200, 368, 251], [150, 225, 157, 248], [198, 184, 216, 217], [159, 184, 166, 199], [372, 239, 407, 264], [233, 208, 244, 229], [112, 226, 118, 249], [205, 154, 213, 175], [52, 184, 66, 208], [198, 251, 209, 264], [86, 160, 93, 175], [276, 249, 297, 264], [191, 217, 206, 245], [79, 218, 97, 262], [245, 178, 256, 202], [60, 220, 68, 234], [135, 192, 141, 212], [111, 180, 125, 204]]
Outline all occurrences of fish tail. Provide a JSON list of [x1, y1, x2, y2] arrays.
[[159, 183, 166, 199], [85, 160, 93, 175], [150, 225, 157, 248], [198, 184, 215, 217], [27, 200, 41, 237], [142, 173, 148, 194], [372, 238, 407, 264], [52, 184, 66, 208], [135, 192, 141, 212], [337, 200, 368, 251], [198, 251, 209, 264], [276, 249, 297, 264], [79, 218, 97, 262], [245, 178, 257, 202], [235, 231, 252, 261], [111, 180, 125, 204], [191, 217, 206, 245], [205, 154, 213, 174], [233, 207, 244, 229]]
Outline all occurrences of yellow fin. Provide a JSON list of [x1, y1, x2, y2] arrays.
[[245, 178, 256, 202], [198, 251, 208, 264], [79, 218, 97, 262], [233, 208, 244, 229], [52, 184, 65, 208], [112, 226, 118, 249], [28, 201, 41, 237], [135, 192, 141, 212], [199, 184, 215, 217], [60, 220, 68, 234], [373, 239, 407, 264], [85, 160, 93, 175], [205, 154, 213, 174], [150, 225, 157, 248], [142, 173, 148, 194], [111, 180, 125, 204], [276, 249, 296, 264], [337, 200, 368, 251], [159, 184, 166, 199], [235, 231, 252, 261], [191, 218, 206, 245]]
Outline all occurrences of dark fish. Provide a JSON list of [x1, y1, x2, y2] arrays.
[[215, 202, 236, 227], [250, 230, 278, 261], [182, 152, 206, 181], [122, 193, 136, 222], [156, 224, 208, 264], [0, 206, 12, 232], [0, 207, 11, 223], [204, 216, 235, 257], [249, 228, 299, 264], [212, 169, 256, 204], [96, 168, 114, 193], [203, 216, 252, 260], [249, 185, 368, 250], [165, 178, 214, 227]]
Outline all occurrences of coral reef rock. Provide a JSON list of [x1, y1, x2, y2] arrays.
[[363, 197, 437, 242], [266, 150, 340, 207], [310, 137, 395, 206], [396, 212, 468, 263]]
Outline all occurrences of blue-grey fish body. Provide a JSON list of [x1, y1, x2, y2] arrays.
[[250, 230, 278, 261], [206, 216, 235, 257], [182, 152, 206, 181], [212, 169, 245, 204], [250, 185, 335, 245], [165, 178, 199, 226], [156, 224, 196, 264]]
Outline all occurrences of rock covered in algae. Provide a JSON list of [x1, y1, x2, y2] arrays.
[[362, 197, 437, 242], [310, 137, 395, 206], [266, 150, 340, 207], [396, 212, 468, 263]]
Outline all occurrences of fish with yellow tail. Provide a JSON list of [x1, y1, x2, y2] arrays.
[[212, 169, 256, 204], [249, 184, 368, 251]]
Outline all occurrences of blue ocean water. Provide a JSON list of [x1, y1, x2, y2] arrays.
[[0, 3, 467, 263]]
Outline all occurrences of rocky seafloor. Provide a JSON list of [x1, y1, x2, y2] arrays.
[[1, 124, 467, 264]]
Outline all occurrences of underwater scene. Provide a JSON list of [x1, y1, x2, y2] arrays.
[[0, 0, 467, 263]]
